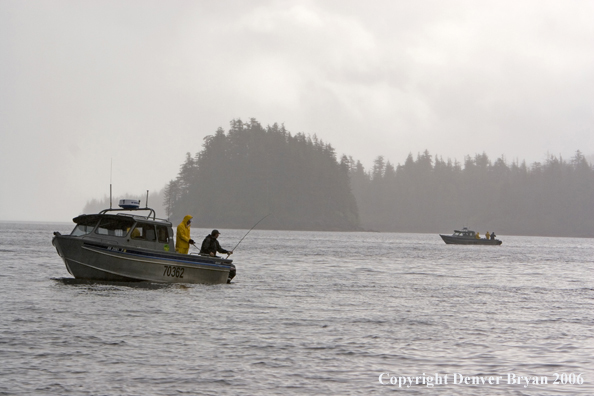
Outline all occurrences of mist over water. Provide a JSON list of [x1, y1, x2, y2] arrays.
[[1, 222, 593, 395]]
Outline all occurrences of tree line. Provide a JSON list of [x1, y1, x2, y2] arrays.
[[346, 150, 593, 237], [164, 119, 360, 231], [91, 118, 590, 237]]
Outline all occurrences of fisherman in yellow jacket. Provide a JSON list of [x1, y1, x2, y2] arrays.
[[175, 215, 195, 254]]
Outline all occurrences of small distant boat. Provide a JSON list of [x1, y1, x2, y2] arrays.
[[52, 200, 236, 284], [439, 227, 502, 245]]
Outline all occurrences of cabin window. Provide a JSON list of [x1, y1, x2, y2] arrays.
[[157, 225, 169, 243], [131, 223, 157, 241], [71, 217, 99, 236], [95, 217, 135, 237], [71, 223, 95, 236]]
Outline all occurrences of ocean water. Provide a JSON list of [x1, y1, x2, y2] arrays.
[[0, 222, 592, 395]]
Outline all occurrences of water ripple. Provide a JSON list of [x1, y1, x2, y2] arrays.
[[0, 224, 592, 395]]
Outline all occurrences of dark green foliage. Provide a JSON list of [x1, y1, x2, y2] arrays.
[[165, 119, 361, 231], [163, 118, 592, 236], [352, 150, 594, 237]]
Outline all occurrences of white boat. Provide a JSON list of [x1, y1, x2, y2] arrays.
[[52, 200, 236, 284]]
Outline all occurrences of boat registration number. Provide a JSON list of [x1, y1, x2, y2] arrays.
[[163, 265, 184, 279]]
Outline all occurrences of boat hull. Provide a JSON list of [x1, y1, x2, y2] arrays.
[[440, 234, 502, 245], [52, 234, 234, 284]]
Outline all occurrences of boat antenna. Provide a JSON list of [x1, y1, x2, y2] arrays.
[[110, 158, 113, 209], [168, 194, 171, 221], [226, 213, 272, 258]]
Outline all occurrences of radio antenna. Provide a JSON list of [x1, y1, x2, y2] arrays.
[[146, 190, 149, 208], [110, 158, 113, 209]]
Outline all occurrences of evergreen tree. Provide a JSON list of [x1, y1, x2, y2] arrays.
[[161, 118, 593, 236], [349, 150, 593, 237], [167, 119, 361, 231]]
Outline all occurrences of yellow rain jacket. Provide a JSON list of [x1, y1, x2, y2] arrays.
[[175, 215, 193, 254]]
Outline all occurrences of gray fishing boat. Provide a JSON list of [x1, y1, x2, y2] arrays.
[[52, 200, 236, 284], [439, 227, 502, 245]]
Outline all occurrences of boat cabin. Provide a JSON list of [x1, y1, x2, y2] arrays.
[[452, 228, 476, 238], [69, 202, 175, 252]]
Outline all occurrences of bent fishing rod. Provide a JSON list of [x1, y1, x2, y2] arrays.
[[226, 213, 272, 258], [189, 213, 271, 257]]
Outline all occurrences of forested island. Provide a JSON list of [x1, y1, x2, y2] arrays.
[[85, 118, 593, 237], [164, 119, 360, 231], [348, 150, 593, 237]]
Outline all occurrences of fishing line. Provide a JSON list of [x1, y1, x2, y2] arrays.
[[227, 213, 272, 257]]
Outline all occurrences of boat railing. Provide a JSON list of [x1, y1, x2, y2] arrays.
[[99, 207, 158, 221]]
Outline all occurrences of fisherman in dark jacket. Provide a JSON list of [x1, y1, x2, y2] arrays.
[[200, 229, 233, 257]]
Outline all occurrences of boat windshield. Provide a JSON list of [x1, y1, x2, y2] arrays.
[[453, 230, 474, 237], [95, 217, 136, 237], [71, 221, 97, 236]]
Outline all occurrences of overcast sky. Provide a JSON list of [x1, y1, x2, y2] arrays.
[[1, 0, 593, 222]]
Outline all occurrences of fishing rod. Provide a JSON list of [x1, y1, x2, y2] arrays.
[[226, 213, 271, 258]]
